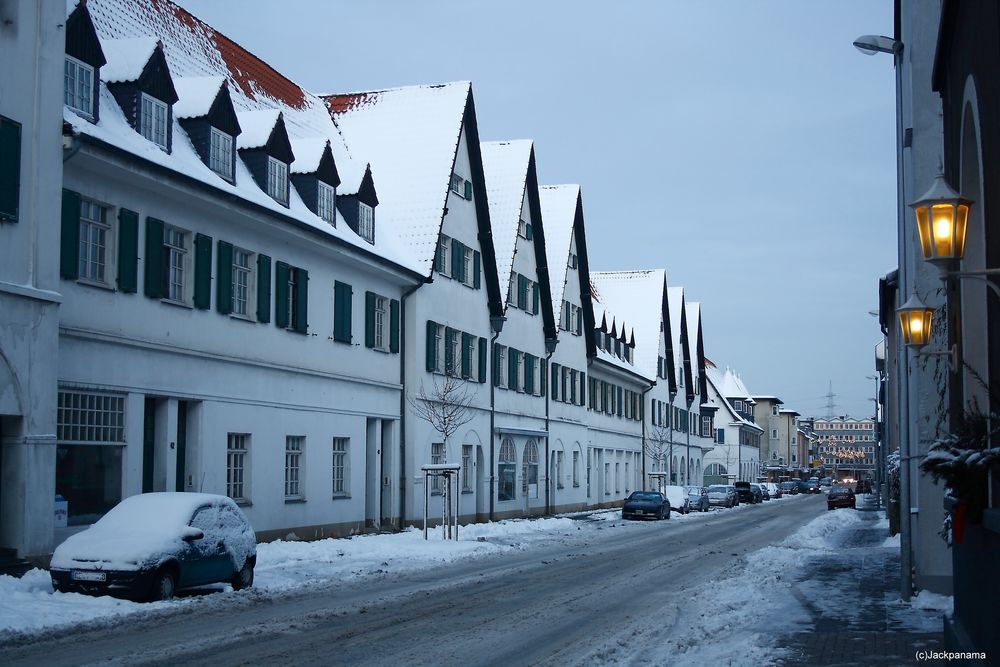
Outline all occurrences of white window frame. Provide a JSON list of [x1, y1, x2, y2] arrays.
[[332, 437, 350, 497], [357, 202, 374, 243], [462, 444, 472, 492], [232, 247, 253, 317], [451, 173, 464, 196], [374, 295, 388, 351], [431, 442, 445, 494], [227, 433, 250, 503], [64, 56, 94, 118], [448, 331, 461, 378], [78, 199, 111, 285], [497, 345, 507, 388], [209, 127, 233, 180], [140, 93, 168, 150], [317, 181, 336, 224], [572, 450, 580, 487], [267, 156, 289, 205], [518, 218, 528, 238], [462, 246, 474, 287], [436, 236, 451, 275], [284, 436, 304, 500], [434, 323, 445, 374], [163, 225, 189, 304]]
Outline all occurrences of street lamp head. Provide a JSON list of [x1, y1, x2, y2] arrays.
[[910, 173, 973, 266], [896, 292, 934, 349], [853, 35, 902, 56]]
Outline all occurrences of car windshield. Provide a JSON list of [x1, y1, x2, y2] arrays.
[[630, 492, 662, 501], [708, 485, 728, 492], [686, 487, 701, 494], [831, 485, 851, 492]]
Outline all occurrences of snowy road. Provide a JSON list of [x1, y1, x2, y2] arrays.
[[0, 494, 826, 666]]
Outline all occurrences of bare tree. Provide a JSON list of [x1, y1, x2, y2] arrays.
[[646, 422, 675, 489], [407, 374, 477, 460]]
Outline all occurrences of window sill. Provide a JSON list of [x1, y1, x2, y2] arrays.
[[461, 489, 473, 495], [573, 483, 580, 488], [76, 278, 115, 291], [161, 298, 193, 310], [235, 499, 252, 507], [284, 498, 306, 504], [332, 493, 351, 500]]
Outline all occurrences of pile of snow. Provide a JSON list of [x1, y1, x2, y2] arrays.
[[910, 590, 953, 613]]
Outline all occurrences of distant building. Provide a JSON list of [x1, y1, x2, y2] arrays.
[[812, 416, 876, 481]]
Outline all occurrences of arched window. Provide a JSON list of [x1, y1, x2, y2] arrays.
[[705, 463, 727, 479], [522, 440, 539, 499], [498, 439, 516, 501], [680, 457, 686, 484], [671, 456, 678, 483]]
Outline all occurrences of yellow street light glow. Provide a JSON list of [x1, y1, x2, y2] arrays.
[[910, 174, 972, 265]]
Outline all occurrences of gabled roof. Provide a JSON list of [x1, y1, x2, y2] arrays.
[[235, 109, 282, 150], [719, 367, 754, 402], [480, 140, 556, 339], [667, 286, 693, 393], [99, 36, 159, 83], [706, 367, 763, 432], [589, 282, 648, 379], [539, 184, 580, 321], [172, 75, 226, 119], [590, 270, 665, 381], [685, 301, 705, 403], [69, 0, 405, 271]]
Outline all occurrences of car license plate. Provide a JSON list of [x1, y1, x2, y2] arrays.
[[635, 510, 644, 515], [71, 570, 106, 582]]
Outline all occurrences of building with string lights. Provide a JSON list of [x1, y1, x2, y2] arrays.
[[812, 415, 876, 482]]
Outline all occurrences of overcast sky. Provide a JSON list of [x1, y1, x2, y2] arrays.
[[179, 0, 896, 418]]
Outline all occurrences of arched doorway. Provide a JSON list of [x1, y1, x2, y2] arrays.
[[498, 439, 516, 502], [522, 439, 539, 510]]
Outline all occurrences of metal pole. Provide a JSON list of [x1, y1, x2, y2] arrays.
[[442, 475, 448, 540], [455, 471, 460, 541], [423, 471, 428, 540]]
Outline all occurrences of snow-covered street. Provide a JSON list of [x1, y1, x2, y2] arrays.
[[0, 493, 947, 666]]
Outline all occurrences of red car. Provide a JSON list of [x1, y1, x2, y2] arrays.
[[827, 484, 856, 510]]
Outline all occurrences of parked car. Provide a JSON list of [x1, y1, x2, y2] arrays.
[[708, 484, 737, 508], [805, 479, 821, 494], [662, 485, 691, 514], [827, 484, 857, 510], [819, 477, 833, 488], [735, 481, 761, 504], [763, 482, 782, 499], [795, 480, 812, 494], [50, 493, 257, 602], [778, 481, 798, 495], [855, 479, 873, 495], [622, 491, 671, 520], [685, 486, 710, 512], [758, 484, 771, 501]]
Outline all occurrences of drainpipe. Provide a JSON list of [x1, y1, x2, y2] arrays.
[[668, 391, 676, 485], [544, 338, 558, 514], [640, 384, 653, 491], [488, 316, 505, 522], [686, 398, 692, 485], [398, 281, 424, 529]]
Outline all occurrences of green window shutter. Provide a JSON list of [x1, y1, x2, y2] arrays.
[[143, 217, 164, 298], [59, 189, 81, 279], [580, 373, 587, 406], [0, 116, 21, 222], [493, 345, 502, 387], [532, 283, 539, 315], [256, 254, 271, 323], [517, 274, 527, 309], [570, 370, 577, 405], [478, 336, 487, 383], [551, 363, 560, 401], [333, 281, 352, 342], [461, 332, 472, 378], [524, 354, 535, 394], [425, 320, 437, 372], [116, 209, 139, 293], [508, 349, 518, 391], [365, 291, 376, 348], [294, 268, 309, 333], [473, 250, 481, 289], [540, 358, 547, 397], [618, 387, 624, 416], [214, 239, 233, 314], [192, 234, 212, 310], [445, 327, 456, 374], [525, 223, 533, 241], [274, 261, 289, 328], [464, 179, 472, 200], [451, 240, 463, 281], [576, 309, 583, 335], [390, 299, 400, 353]]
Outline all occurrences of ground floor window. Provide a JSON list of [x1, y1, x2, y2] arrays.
[[227, 433, 250, 503], [498, 438, 516, 501], [431, 442, 445, 494], [332, 437, 350, 497], [522, 440, 539, 499], [56, 390, 126, 525], [462, 444, 472, 492]]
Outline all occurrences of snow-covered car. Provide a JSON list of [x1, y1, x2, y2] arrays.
[[707, 484, 737, 508], [763, 482, 782, 499], [685, 485, 710, 512], [50, 492, 257, 602], [622, 491, 670, 520], [663, 485, 691, 514]]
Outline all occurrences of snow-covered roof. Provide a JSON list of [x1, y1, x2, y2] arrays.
[[719, 367, 754, 402], [752, 395, 783, 403], [590, 281, 643, 377], [590, 270, 665, 381], [686, 301, 701, 370], [172, 75, 225, 119], [539, 184, 580, 323], [72, 0, 406, 270], [666, 286, 687, 387], [235, 108, 282, 150], [324, 81, 472, 276], [99, 36, 159, 83], [706, 367, 762, 431], [289, 137, 329, 175], [481, 140, 532, 301]]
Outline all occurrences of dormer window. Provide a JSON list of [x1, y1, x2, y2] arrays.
[[140, 94, 168, 150], [64, 56, 94, 118], [357, 202, 374, 242], [267, 157, 289, 205], [209, 127, 234, 180], [318, 182, 336, 224]]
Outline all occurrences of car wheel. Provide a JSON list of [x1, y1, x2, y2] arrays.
[[152, 567, 176, 602], [231, 561, 254, 591]]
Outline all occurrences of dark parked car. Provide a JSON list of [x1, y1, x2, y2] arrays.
[[758, 484, 771, 501], [795, 480, 812, 494], [708, 484, 738, 508], [778, 481, 799, 495], [50, 493, 257, 602], [622, 491, 671, 520], [827, 485, 857, 510], [805, 479, 821, 494], [855, 479, 873, 494], [685, 485, 710, 512], [735, 481, 761, 504]]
